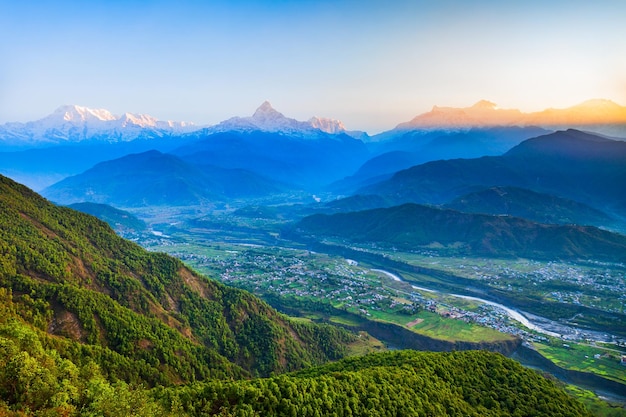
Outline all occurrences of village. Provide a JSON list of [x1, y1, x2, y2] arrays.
[[171, 245, 625, 349]]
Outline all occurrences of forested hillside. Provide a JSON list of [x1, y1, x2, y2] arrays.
[[0, 174, 354, 385], [0, 174, 593, 415], [296, 203, 626, 261], [0, 302, 591, 417]]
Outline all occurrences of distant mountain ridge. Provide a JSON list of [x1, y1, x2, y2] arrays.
[[334, 126, 549, 193], [67, 202, 147, 235], [42, 150, 289, 206], [0, 104, 197, 148], [388, 99, 626, 137], [445, 186, 615, 228], [362, 130, 626, 219], [295, 203, 626, 262], [200, 101, 367, 139], [172, 129, 370, 190]]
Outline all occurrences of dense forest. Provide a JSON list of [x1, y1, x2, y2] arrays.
[[0, 174, 592, 415], [0, 174, 354, 383]]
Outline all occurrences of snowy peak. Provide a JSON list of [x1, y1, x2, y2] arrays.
[[471, 100, 498, 110], [51, 105, 117, 123], [308, 117, 347, 134], [396, 99, 626, 135], [119, 112, 159, 128], [398, 101, 520, 130], [208, 101, 364, 138], [252, 101, 284, 121], [0, 105, 197, 148]]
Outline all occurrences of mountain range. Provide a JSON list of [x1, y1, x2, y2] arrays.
[[390, 99, 626, 136], [360, 129, 626, 220], [0, 102, 371, 191], [0, 101, 367, 150], [43, 150, 290, 206], [444, 186, 615, 228], [295, 203, 626, 262], [0, 105, 196, 148], [2, 99, 624, 151]]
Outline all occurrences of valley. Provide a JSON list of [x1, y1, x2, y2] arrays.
[[6, 1, 626, 414], [137, 208, 626, 397], [2, 100, 626, 415]]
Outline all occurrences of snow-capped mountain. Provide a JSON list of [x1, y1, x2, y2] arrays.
[[205, 101, 367, 139], [391, 99, 626, 137], [525, 99, 626, 127], [0, 105, 197, 148], [396, 100, 524, 130]]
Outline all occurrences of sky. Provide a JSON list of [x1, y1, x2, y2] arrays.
[[1, 0, 625, 133]]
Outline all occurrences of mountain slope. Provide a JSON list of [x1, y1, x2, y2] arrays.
[[205, 100, 367, 139], [362, 130, 626, 217], [0, 174, 356, 384], [172, 129, 370, 189], [0, 309, 591, 417], [446, 186, 615, 227], [41, 150, 288, 206], [67, 202, 147, 234], [295, 203, 626, 261]]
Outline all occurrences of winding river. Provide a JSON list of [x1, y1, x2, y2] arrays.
[[372, 268, 567, 339]]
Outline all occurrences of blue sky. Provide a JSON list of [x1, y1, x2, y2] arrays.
[[1, 0, 625, 133]]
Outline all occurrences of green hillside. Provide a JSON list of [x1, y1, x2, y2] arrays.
[[159, 350, 590, 416], [0, 301, 591, 416], [295, 203, 626, 261], [446, 186, 615, 227], [68, 202, 147, 234], [0, 175, 593, 416], [0, 174, 354, 385]]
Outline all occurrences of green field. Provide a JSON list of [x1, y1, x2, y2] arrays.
[[564, 385, 626, 417], [534, 342, 626, 384], [149, 241, 514, 344], [404, 310, 512, 343]]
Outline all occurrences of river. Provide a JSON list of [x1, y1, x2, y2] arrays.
[[371, 268, 596, 340]]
